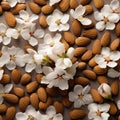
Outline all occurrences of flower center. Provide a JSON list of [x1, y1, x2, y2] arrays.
[[0, 33, 6, 37], [78, 15, 83, 21], [113, 8, 120, 13], [55, 19, 61, 25], [0, 89, 4, 97], [10, 55, 16, 61], [96, 110, 102, 116], [103, 17, 108, 23], [49, 118, 53, 120], [27, 115, 36, 120], [105, 57, 110, 62], [79, 94, 84, 99]]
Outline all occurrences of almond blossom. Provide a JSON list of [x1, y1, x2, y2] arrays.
[[88, 103, 110, 120], [117, 99, 120, 110], [68, 85, 93, 108], [94, 47, 120, 68], [0, 69, 4, 81], [0, 84, 13, 104], [49, 0, 61, 6], [70, 5, 92, 25], [46, 9, 69, 32], [94, 5, 120, 31]]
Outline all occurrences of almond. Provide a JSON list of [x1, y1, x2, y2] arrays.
[[11, 69, 21, 84], [110, 38, 120, 50], [5, 12, 16, 27], [97, 76, 108, 84], [20, 73, 31, 85], [62, 97, 72, 107], [81, 50, 93, 61], [19, 96, 29, 112], [71, 57, 78, 63], [59, 89, 68, 96], [0, 104, 7, 113], [41, 5, 54, 15], [46, 87, 58, 97], [75, 37, 91, 46], [30, 93, 39, 109], [115, 22, 120, 37], [1, 2, 10, 10], [101, 31, 111, 46], [39, 15, 48, 28], [93, 0, 104, 9], [91, 89, 103, 103], [59, 0, 70, 12], [64, 31, 75, 45], [0, 74, 10, 84], [3, 94, 19, 104], [88, 58, 97, 67], [74, 47, 87, 57], [54, 101, 64, 113], [77, 62, 87, 70], [83, 29, 98, 39], [70, 0, 78, 9], [69, 109, 87, 119], [111, 80, 119, 96], [6, 107, 16, 120], [83, 70, 96, 80], [75, 77, 90, 86], [118, 115, 120, 120], [92, 39, 101, 54], [39, 97, 53, 110], [80, 0, 91, 5], [85, 5, 93, 15], [0, 115, 3, 120], [26, 81, 39, 93], [11, 4, 26, 15], [35, 73, 43, 83], [93, 65, 107, 75], [0, 6, 3, 15], [24, 45, 34, 53], [108, 102, 117, 115], [29, 2, 41, 14], [13, 87, 25, 97], [33, 0, 46, 5], [71, 19, 82, 36], [37, 87, 47, 102], [61, 39, 70, 51]]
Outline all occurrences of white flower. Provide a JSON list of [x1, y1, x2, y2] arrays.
[[16, 10, 38, 27], [0, 69, 4, 81], [94, 5, 119, 31], [98, 83, 111, 99], [0, 46, 27, 70], [88, 103, 110, 120], [49, 0, 61, 6], [70, 5, 92, 25], [117, 100, 120, 110], [16, 105, 46, 120], [68, 85, 93, 108], [43, 105, 63, 120], [46, 9, 69, 32], [94, 47, 120, 68], [0, 84, 13, 104], [21, 24, 44, 46], [7, 0, 25, 7]]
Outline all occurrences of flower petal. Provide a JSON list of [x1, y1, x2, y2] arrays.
[[107, 69, 120, 78], [117, 100, 120, 110], [101, 47, 110, 57], [0, 96, 3, 104], [21, 29, 30, 40], [96, 21, 105, 31], [69, 92, 78, 102], [33, 29, 44, 38], [75, 5, 85, 16], [74, 85, 83, 95], [80, 17, 92, 25], [4, 84, 13, 93], [106, 22, 115, 30], [110, 0, 120, 10], [29, 37, 38, 46], [61, 14, 69, 24], [108, 13, 119, 23], [107, 61, 117, 68], [101, 5, 112, 17], [25, 63, 36, 73], [0, 23, 7, 33], [110, 51, 120, 61], [94, 11, 104, 21], [53, 113, 63, 120], [3, 37, 11, 45], [15, 112, 28, 120], [0, 69, 4, 80], [29, 14, 39, 22], [8, 0, 17, 7], [19, 10, 29, 20], [6, 61, 16, 70], [46, 106, 56, 117], [82, 85, 91, 94]]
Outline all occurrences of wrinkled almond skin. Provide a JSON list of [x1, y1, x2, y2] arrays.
[[35, 73, 43, 83], [1, 2, 10, 10], [46, 87, 58, 97], [69, 109, 87, 119], [88, 58, 97, 67], [108, 102, 118, 115], [11, 4, 26, 15], [93, 0, 104, 9], [29, 2, 41, 14], [6, 107, 16, 120], [39, 15, 48, 28], [77, 62, 87, 70], [111, 80, 119, 96], [33, 0, 46, 5], [61, 39, 70, 51], [54, 101, 64, 113], [59, 0, 70, 12], [116, 22, 120, 37], [0, 104, 7, 113], [62, 97, 72, 107], [20, 73, 31, 85], [0, 74, 10, 84], [70, 0, 78, 9], [85, 5, 93, 15], [80, 0, 91, 5], [97, 76, 108, 84], [41, 5, 54, 15], [74, 47, 87, 57], [110, 38, 120, 51], [5, 12, 16, 27], [81, 50, 93, 61], [19, 96, 29, 112], [13, 87, 25, 97]]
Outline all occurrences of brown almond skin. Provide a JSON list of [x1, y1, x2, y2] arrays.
[[115, 22, 120, 37], [118, 115, 120, 120], [0, 104, 7, 113], [11, 4, 26, 15], [33, 0, 46, 5], [0, 74, 10, 84], [26, 81, 39, 93], [91, 89, 103, 103], [80, 0, 91, 5], [19, 96, 29, 112], [69, 109, 87, 119], [71, 57, 78, 64], [30, 93, 39, 109], [13, 87, 25, 97], [3, 94, 19, 104], [97, 76, 108, 84], [74, 47, 87, 57], [81, 50, 93, 61], [35, 73, 43, 83], [59, 0, 70, 12], [75, 37, 91, 46], [77, 62, 87, 70], [85, 5, 93, 15], [0, 6, 3, 15], [20, 73, 31, 85], [72, 20, 82, 36], [61, 39, 70, 51], [110, 38, 120, 51], [5, 12, 16, 27], [6, 107, 16, 120], [1, 2, 10, 10], [62, 97, 72, 107], [0, 115, 3, 120], [11, 69, 21, 84], [70, 0, 78, 9], [41, 5, 54, 15], [108, 102, 118, 115], [101, 31, 111, 46], [111, 80, 119, 96], [92, 39, 101, 54], [83, 70, 96, 80], [29, 2, 41, 14], [93, 0, 104, 9], [37, 87, 47, 102], [39, 15, 48, 28], [46, 87, 58, 97], [88, 58, 97, 67], [54, 101, 64, 113]]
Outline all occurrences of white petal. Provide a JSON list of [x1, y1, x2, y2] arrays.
[[88, 103, 98, 112], [110, 51, 120, 61], [33, 29, 44, 38], [0, 97, 3, 104], [108, 13, 119, 23], [19, 10, 29, 20], [79, 17, 92, 25], [59, 23, 69, 31], [61, 14, 69, 24], [4, 84, 13, 93], [46, 16, 54, 25], [107, 69, 120, 78], [29, 14, 39, 22], [8, 0, 17, 7], [15, 57, 25, 67], [29, 37, 38, 46], [0, 23, 7, 33], [3, 37, 11, 45], [46, 106, 56, 117], [117, 100, 120, 110], [49, 24, 59, 32], [68, 92, 78, 102], [64, 58, 72, 68], [101, 5, 112, 17], [96, 21, 105, 31], [35, 65, 42, 73], [101, 47, 110, 57], [99, 61, 107, 68], [94, 11, 104, 21], [110, 0, 120, 10], [107, 61, 117, 68], [74, 100, 83, 108], [6, 61, 16, 70], [82, 85, 91, 94], [75, 5, 85, 16], [66, 47, 74, 59], [49, 0, 61, 6], [98, 103, 110, 112], [101, 112, 110, 120], [42, 66, 53, 75], [25, 63, 36, 73], [106, 22, 115, 30], [53, 114, 63, 120], [21, 29, 30, 40], [0, 69, 4, 80], [0, 54, 10, 67], [15, 112, 28, 120], [94, 55, 105, 63], [74, 85, 83, 95], [58, 79, 68, 90]]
